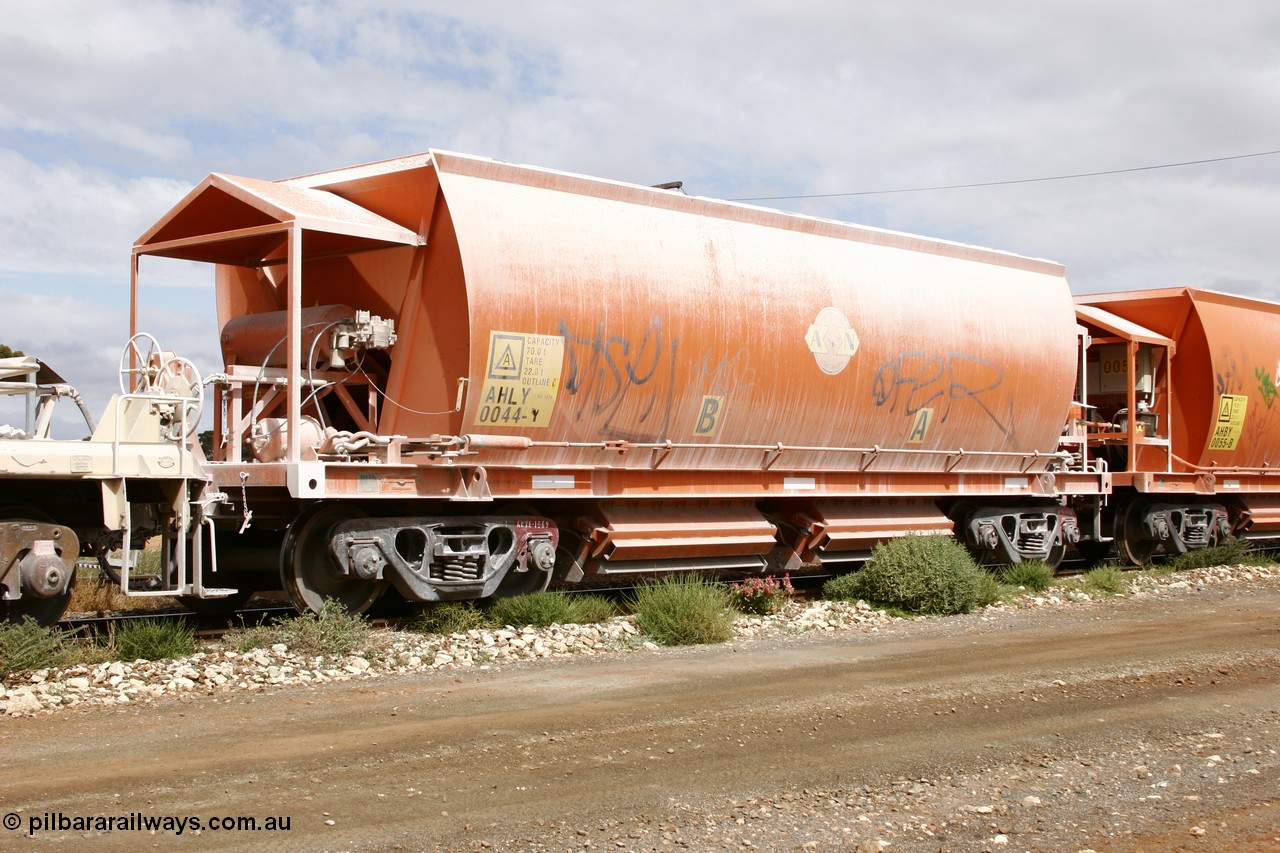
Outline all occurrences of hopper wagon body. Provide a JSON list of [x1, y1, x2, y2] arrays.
[[136, 150, 1091, 612]]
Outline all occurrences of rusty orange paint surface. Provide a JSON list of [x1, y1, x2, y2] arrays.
[[1077, 288, 1280, 470], [258, 152, 1075, 475], [172, 151, 1080, 479]]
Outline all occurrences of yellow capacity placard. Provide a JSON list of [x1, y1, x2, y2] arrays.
[[475, 331, 564, 428], [1208, 393, 1248, 451]]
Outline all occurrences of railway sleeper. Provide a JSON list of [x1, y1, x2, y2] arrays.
[[326, 515, 559, 602]]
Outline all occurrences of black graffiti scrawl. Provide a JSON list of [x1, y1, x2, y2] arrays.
[[557, 316, 679, 441], [872, 351, 1014, 439]]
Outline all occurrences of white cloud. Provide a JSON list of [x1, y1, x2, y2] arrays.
[[0, 150, 195, 278], [3, 0, 1280, 413], [0, 281, 219, 435]]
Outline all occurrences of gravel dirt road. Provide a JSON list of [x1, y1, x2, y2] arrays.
[[1, 577, 1278, 853]]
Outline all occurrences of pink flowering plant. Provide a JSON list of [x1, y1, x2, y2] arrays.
[[729, 574, 796, 615]]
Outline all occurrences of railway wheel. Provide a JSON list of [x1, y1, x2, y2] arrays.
[[1043, 538, 1067, 572], [0, 508, 77, 626], [280, 504, 386, 615], [1, 573, 76, 625], [1117, 499, 1156, 566], [488, 503, 556, 598]]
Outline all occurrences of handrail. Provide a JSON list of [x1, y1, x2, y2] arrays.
[[1170, 453, 1280, 475], [461, 433, 1072, 464]]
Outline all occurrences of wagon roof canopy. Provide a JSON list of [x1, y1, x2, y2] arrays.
[[1074, 303, 1174, 348], [134, 173, 422, 267]]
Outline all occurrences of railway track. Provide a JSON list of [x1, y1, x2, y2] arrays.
[[50, 559, 1125, 643], [58, 605, 298, 639]]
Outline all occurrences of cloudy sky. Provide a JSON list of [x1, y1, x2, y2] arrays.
[[3, 0, 1280, 431]]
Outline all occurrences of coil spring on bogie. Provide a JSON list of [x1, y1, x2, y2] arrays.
[[429, 557, 485, 583], [1019, 532, 1048, 551], [1183, 526, 1210, 546]]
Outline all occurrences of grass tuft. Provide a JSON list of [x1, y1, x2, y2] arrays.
[[1164, 537, 1253, 572], [414, 601, 491, 635], [1082, 565, 1128, 595], [974, 571, 1009, 607], [1140, 561, 1179, 578], [998, 560, 1056, 592], [564, 593, 620, 625], [222, 622, 274, 653], [114, 617, 196, 661], [265, 598, 370, 657], [487, 591, 619, 630], [629, 576, 735, 646], [490, 591, 582, 629], [222, 596, 368, 655], [0, 618, 71, 676]]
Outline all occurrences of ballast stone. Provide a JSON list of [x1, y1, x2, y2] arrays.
[[2, 563, 1276, 716]]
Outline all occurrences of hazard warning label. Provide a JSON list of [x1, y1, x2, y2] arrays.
[[1208, 393, 1248, 451], [475, 331, 564, 428]]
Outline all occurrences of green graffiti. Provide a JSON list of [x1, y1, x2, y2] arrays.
[[1256, 366, 1278, 410]]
